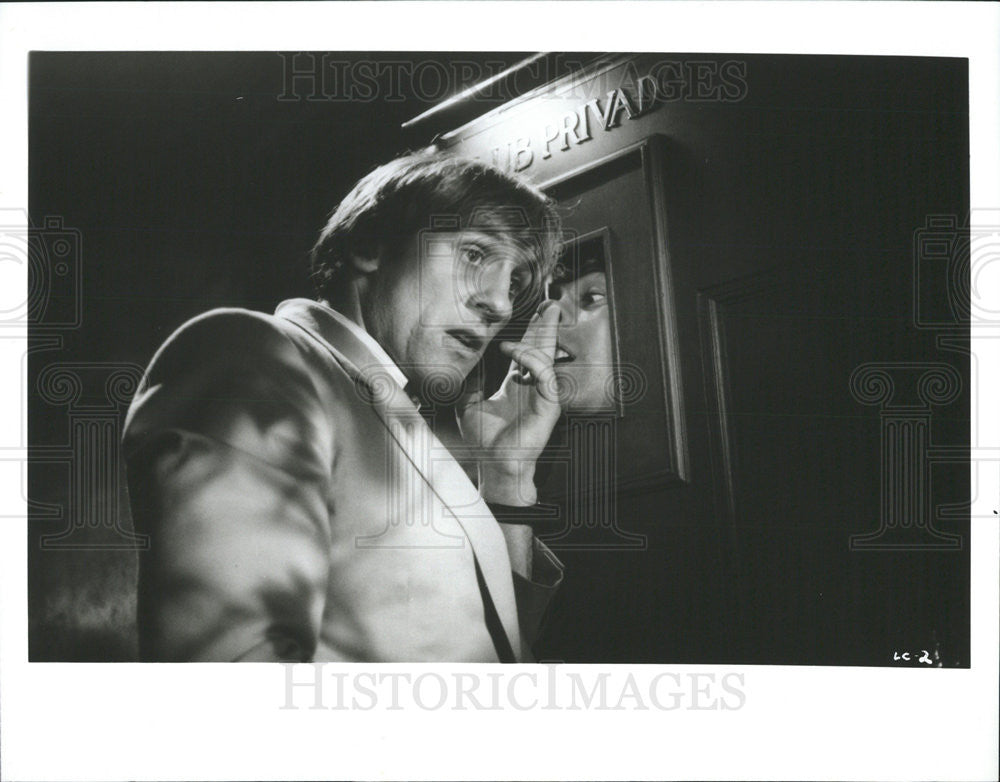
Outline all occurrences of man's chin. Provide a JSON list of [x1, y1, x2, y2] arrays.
[[410, 362, 474, 405]]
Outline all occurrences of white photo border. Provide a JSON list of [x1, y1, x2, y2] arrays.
[[1, 2, 997, 781]]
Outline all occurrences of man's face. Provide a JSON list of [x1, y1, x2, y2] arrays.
[[548, 269, 615, 411], [364, 229, 536, 392]]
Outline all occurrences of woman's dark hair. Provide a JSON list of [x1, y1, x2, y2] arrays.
[[309, 149, 562, 302], [551, 234, 607, 285]]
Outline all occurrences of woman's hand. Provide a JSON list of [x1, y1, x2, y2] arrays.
[[457, 301, 562, 506]]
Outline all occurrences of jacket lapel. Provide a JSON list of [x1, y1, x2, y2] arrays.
[[275, 299, 523, 661]]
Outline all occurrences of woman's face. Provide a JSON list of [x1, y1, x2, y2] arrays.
[[548, 268, 615, 411]]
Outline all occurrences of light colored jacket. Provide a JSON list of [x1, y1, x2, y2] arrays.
[[123, 298, 562, 662]]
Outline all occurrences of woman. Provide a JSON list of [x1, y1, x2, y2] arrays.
[[528, 242, 628, 520], [547, 251, 617, 413]]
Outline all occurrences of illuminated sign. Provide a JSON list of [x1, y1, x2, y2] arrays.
[[488, 60, 747, 172]]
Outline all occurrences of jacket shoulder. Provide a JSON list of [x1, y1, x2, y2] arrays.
[[143, 307, 308, 378], [124, 306, 343, 459]]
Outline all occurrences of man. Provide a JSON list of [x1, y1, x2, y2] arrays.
[[122, 151, 565, 662]]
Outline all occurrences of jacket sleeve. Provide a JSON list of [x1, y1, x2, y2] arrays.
[[122, 310, 335, 662], [483, 501, 565, 655], [512, 537, 564, 657]]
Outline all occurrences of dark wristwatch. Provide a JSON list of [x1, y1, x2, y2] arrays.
[[486, 501, 561, 531]]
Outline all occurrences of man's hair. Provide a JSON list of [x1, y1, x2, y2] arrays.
[[309, 150, 562, 304]]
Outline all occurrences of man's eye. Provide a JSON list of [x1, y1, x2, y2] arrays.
[[461, 246, 486, 265], [584, 291, 607, 306]]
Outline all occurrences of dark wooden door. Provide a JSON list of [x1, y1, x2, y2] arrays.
[[446, 55, 970, 666]]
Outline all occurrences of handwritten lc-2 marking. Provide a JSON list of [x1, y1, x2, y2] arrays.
[[892, 650, 933, 664]]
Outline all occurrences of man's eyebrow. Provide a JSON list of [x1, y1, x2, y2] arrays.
[[460, 233, 515, 255]]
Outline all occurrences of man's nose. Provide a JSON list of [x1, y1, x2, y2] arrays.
[[467, 262, 513, 324]]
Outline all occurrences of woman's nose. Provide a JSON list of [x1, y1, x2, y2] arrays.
[[541, 294, 572, 322], [535, 298, 555, 317]]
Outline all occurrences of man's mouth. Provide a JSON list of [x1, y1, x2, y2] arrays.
[[554, 345, 575, 364], [446, 329, 485, 353]]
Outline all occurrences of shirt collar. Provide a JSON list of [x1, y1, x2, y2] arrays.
[[274, 298, 409, 390]]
